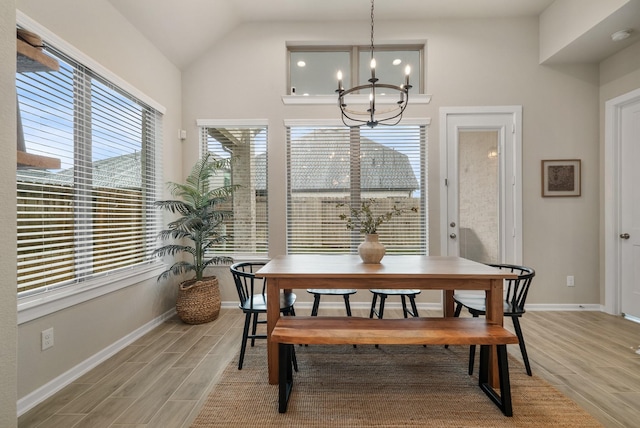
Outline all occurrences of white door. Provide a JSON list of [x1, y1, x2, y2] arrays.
[[620, 98, 640, 319], [440, 107, 522, 264], [605, 88, 640, 318]]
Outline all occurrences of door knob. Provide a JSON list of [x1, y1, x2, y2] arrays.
[[450, 233, 457, 239], [620, 233, 630, 239]]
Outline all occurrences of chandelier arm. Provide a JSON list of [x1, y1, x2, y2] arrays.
[[339, 83, 410, 99], [338, 84, 377, 98], [343, 106, 399, 116]]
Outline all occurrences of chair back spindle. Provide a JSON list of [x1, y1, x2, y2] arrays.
[[231, 262, 267, 310], [487, 264, 535, 313]]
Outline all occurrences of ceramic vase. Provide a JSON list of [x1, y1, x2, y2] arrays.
[[358, 233, 386, 264]]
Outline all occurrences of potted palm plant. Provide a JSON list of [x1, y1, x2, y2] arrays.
[[154, 153, 237, 324]]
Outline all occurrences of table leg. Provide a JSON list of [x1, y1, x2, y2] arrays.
[[486, 279, 504, 387], [444, 289, 455, 317], [267, 279, 281, 385]]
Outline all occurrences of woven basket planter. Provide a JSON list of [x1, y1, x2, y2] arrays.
[[176, 276, 221, 324]]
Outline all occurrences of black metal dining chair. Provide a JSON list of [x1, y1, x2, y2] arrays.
[[453, 263, 535, 376], [230, 262, 297, 370]]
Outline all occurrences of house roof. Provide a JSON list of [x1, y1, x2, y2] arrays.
[[18, 152, 143, 189], [256, 131, 418, 192]]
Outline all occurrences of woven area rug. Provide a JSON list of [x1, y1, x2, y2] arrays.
[[192, 342, 602, 427]]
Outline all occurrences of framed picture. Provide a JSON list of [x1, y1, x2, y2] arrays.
[[541, 159, 581, 197]]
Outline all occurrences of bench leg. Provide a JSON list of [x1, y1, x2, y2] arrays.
[[278, 343, 294, 413], [478, 344, 513, 416]]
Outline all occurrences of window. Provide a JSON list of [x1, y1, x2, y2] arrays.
[[199, 122, 268, 256], [16, 42, 163, 296], [286, 123, 427, 254], [288, 45, 423, 96]]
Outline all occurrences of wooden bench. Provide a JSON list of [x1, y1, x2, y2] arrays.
[[271, 316, 519, 416]]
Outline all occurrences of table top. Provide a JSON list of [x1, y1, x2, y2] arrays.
[[256, 255, 516, 280]]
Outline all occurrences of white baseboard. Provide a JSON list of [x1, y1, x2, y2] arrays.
[[17, 309, 176, 416], [524, 303, 603, 311]]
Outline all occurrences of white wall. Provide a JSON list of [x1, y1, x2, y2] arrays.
[[14, 0, 183, 404], [1, 0, 18, 424], [183, 17, 601, 307]]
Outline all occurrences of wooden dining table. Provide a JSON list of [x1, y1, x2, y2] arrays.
[[257, 254, 516, 386]]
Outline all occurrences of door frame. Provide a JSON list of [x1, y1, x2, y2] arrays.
[[604, 88, 640, 315], [439, 106, 523, 263]]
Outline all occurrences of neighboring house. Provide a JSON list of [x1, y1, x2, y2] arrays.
[[256, 130, 419, 197], [18, 152, 143, 189]]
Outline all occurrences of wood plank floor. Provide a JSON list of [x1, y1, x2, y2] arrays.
[[18, 308, 640, 427]]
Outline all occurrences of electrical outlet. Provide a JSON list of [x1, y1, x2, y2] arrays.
[[42, 327, 54, 350], [567, 275, 575, 287]]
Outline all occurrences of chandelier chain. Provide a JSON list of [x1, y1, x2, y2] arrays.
[[370, 0, 375, 60]]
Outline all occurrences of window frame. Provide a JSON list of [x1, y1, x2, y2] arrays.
[[197, 119, 270, 259], [283, 44, 431, 107], [284, 118, 430, 256], [16, 14, 165, 324], [287, 44, 425, 96]]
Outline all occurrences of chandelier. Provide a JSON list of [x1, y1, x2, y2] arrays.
[[336, 0, 411, 128]]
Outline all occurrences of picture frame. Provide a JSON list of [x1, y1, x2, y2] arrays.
[[541, 159, 581, 197]]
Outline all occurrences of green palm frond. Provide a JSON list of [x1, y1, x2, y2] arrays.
[[154, 153, 237, 282], [157, 261, 196, 282]]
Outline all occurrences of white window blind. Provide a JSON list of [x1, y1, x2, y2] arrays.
[[201, 124, 268, 256], [286, 124, 427, 254], [16, 44, 163, 295]]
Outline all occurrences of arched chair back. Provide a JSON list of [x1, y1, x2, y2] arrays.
[[487, 264, 535, 315], [231, 261, 267, 310]]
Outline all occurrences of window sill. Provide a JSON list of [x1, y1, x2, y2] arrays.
[[282, 94, 432, 105], [17, 263, 164, 324]]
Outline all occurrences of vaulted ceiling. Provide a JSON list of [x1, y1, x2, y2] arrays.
[[108, 0, 638, 69]]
